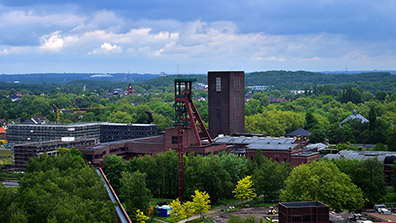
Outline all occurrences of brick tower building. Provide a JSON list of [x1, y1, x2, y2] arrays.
[[208, 71, 245, 138]]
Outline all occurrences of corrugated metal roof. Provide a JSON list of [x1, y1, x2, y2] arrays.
[[292, 152, 319, 157], [213, 135, 296, 145], [247, 143, 294, 150], [324, 150, 396, 163]]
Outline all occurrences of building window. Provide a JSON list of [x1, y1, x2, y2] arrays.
[[172, 136, 178, 144], [216, 77, 221, 92]]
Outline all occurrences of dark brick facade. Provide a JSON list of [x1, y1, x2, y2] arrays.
[[278, 201, 329, 223], [208, 71, 245, 138], [100, 123, 157, 143]]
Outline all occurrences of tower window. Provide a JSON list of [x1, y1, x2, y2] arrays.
[[216, 77, 221, 92]]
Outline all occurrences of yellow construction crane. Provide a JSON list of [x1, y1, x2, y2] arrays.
[[53, 105, 109, 124]]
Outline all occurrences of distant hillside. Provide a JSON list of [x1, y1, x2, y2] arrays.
[[143, 74, 207, 87], [0, 73, 158, 83], [1, 71, 396, 93], [245, 71, 396, 92]]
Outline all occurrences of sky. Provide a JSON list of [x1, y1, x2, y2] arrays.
[[1, 0, 396, 74]]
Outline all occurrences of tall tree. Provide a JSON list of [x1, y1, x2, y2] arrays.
[[333, 158, 386, 204], [252, 154, 292, 200], [119, 171, 151, 216], [103, 155, 127, 191], [281, 160, 364, 211]]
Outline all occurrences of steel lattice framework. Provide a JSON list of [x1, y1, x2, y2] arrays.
[[173, 78, 212, 200]]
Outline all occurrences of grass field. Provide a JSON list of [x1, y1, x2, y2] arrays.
[[0, 149, 13, 165]]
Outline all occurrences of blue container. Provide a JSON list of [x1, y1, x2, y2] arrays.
[[156, 205, 171, 217]]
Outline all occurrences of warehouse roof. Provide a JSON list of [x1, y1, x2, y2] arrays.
[[247, 143, 295, 151], [214, 135, 296, 145], [292, 152, 319, 157], [324, 150, 396, 163]]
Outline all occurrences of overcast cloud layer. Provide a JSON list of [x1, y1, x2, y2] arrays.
[[1, 0, 396, 74]]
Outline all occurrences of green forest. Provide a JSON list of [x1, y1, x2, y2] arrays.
[[0, 148, 117, 223], [1, 71, 396, 147]]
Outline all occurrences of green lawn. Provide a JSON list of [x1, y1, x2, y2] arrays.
[[0, 149, 13, 165]]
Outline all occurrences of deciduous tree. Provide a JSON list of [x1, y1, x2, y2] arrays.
[[169, 198, 187, 221], [233, 176, 257, 201], [190, 190, 210, 218], [119, 171, 151, 216], [281, 160, 365, 211]]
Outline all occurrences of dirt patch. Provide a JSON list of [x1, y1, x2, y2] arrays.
[[363, 211, 396, 222], [210, 207, 278, 223]]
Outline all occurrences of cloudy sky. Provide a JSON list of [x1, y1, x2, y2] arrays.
[[1, 0, 396, 74]]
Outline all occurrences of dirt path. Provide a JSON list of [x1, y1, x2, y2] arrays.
[[177, 200, 248, 223]]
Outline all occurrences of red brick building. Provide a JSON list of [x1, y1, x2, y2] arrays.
[[208, 71, 245, 138], [214, 135, 319, 166]]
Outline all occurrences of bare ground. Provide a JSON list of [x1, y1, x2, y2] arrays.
[[210, 207, 278, 223]]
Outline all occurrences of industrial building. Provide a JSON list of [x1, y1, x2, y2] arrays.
[[278, 201, 329, 223], [208, 71, 245, 138], [325, 150, 396, 184], [100, 123, 157, 142], [80, 136, 166, 166], [7, 123, 102, 144], [214, 135, 319, 166], [7, 122, 157, 144], [14, 138, 97, 170]]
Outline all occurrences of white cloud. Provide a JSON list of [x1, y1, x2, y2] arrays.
[[88, 42, 122, 55], [39, 31, 77, 52], [1, 5, 396, 73], [0, 48, 9, 55]]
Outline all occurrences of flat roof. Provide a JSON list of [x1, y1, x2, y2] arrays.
[[9, 122, 105, 128], [86, 135, 164, 150], [9, 122, 156, 128], [14, 138, 97, 146], [101, 123, 156, 127], [280, 201, 328, 208]]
